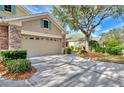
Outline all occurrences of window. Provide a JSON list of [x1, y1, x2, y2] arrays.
[[44, 20, 49, 28], [29, 37, 34, 40], [36, 37, 39, 40], [4, 5, 11, 12]]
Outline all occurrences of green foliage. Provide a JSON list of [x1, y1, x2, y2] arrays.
[[2, 58, 10, 66], [52, 6, 123, 51], [0, 50, 27, 60], [89, 40, 100, 51], [74, 47, 81, 52], [103, 39, 121, 48], [6, 59, 31, 73], [64, 48, 72, 54], [95, 46, 124, 55], [109, 46, 124, 55], [95, 47, 106, 53]]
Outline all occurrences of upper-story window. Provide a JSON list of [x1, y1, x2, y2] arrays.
[[0, 5, 16, 14], [4, 5, 12, 12], [41, 19, 52, 30], [44, 20, 49, 28]]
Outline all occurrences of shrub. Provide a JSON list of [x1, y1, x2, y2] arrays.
[[105, 48, 112, 54], [110, 46, 124, 55], [103, 38, 121, 48], [89, 40, 100, 51], [2, 58, 10, 66], [74, 47, 81, 52], [95, 47, 106, 53], [6, 59, 31, 73], [0, 50, 27, 60], [64, 48, 72, 54]]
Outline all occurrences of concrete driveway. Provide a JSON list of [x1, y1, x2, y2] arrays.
[[0, 54, 124, 87]]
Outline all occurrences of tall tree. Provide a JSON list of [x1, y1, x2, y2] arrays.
[[52, 5, 124, 51]]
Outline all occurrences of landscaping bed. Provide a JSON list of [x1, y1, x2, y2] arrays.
[[79, 51, 124, 64], [0, 63, 36, 80], [79, 51, 106, 58], [0, 50, 36, 80]]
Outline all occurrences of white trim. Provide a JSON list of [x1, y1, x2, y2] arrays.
[[21, 30, 63, 39]]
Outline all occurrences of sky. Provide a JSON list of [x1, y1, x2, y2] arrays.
[[24, 5, 124, 36]]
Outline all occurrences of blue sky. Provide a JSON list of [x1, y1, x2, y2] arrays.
[[24, 5, 124, 36]]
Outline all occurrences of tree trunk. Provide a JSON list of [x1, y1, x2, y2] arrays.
[[84, 35, 90, 52]]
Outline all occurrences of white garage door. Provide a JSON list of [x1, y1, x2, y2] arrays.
[[22, 36, 62, 57]]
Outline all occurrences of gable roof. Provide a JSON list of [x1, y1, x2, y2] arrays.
[[1, 12, 66, 34]]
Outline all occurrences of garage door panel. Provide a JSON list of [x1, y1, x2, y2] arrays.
[[22, 36, 62, 57]]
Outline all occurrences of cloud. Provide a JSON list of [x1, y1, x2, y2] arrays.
[[23, 5, 52, 14], [102, 22, 124, 33], [95, 25, 102, 32]]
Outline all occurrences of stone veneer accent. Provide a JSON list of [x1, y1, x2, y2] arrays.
[[8, 25, 22, 50], [0, 25, 8, 50]]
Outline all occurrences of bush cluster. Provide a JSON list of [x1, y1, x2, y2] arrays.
[[64, 48, 72, 54], [0, 50, 31, 73], [0, 50, 27, 60], [95, 46, 124, 55], [6, 59, 31, 73], [95, 47, 106, 53]]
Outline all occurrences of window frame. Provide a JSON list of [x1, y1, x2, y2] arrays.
[[4, 5, 12, 12], [43, 20, 49, 28]]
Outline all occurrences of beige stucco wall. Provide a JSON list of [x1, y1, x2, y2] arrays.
[[21, 35, 62, 57], [68, 41, 80, 47], [0, 6, 30, 18], [22, 18, 62, 36]]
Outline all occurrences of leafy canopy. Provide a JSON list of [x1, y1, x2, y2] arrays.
[[52, 5, 124, 35]]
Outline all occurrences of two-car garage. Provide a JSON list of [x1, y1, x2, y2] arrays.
[[21, 34, 63, 57]]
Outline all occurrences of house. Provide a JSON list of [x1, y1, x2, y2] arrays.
[[0, 5, 66, 57], [66, 33, 100, 47], [66, 33, 85, 47]]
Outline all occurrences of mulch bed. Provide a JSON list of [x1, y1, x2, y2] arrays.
[[79, 51, 124, 64], [79, 51, 105, 58], [0, 63, 6, 75], [0, 63, 36, 80]]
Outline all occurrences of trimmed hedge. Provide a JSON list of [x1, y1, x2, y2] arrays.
[[109, 46, 124, 55], [64, 48, 72, 54], [0, 50, 27, 60], [95, 46, 124, 55], [6, 59, 31, 73]]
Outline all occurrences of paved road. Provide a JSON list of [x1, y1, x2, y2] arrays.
[[0, 54, 124, 87]]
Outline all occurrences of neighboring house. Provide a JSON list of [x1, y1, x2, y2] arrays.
[[66, 33, 85, 47], [0, 5, 66, 57], [66, 33, 100, 47]]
